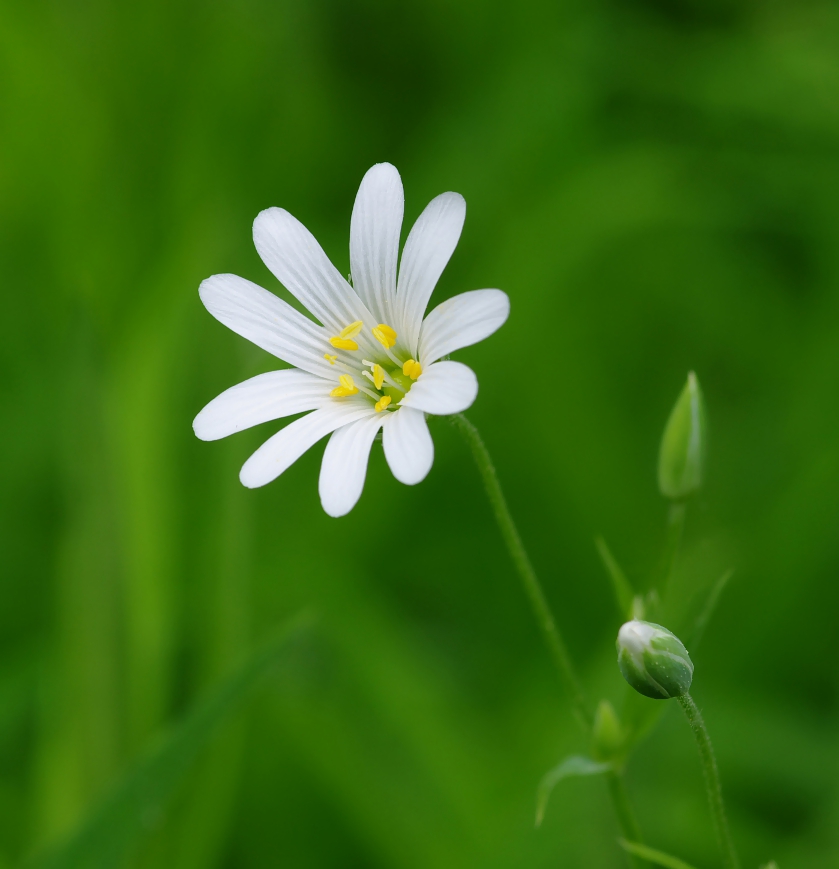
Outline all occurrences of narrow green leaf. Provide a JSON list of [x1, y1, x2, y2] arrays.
[[25, 612, 314, 869], [618, 839, 702, 869], [536, 755, 611, 827], [595, 536, 634, 617], [690, 569, 733, 651]]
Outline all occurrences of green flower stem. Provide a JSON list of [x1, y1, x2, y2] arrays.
[[453, 414, 647, 867], [660, 501, 686, 600], [677, 693, 740, 869], [453, 413, 589, 729]]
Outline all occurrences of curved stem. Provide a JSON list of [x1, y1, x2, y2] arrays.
[[453, 413, 590, 729], [677, 693, 740, 869]]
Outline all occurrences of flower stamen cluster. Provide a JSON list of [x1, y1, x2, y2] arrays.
[[322, 319, 423, 412]]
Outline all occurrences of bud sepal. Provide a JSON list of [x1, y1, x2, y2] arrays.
[[591, 699, 625, 764]]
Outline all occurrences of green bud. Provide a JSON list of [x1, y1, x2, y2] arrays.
[[591, 699, 624, 763], [616, 620, 693, 700], [658, 371, 707, 500]]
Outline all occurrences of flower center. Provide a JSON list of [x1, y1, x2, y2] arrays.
[[324, 321, 422, 412]]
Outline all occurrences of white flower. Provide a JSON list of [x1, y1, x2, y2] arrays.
[[194, 163, 509, 517]]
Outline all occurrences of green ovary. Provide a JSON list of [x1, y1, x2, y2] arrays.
[[381, 368, 412, 404]]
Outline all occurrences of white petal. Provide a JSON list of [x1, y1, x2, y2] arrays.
[[419, 289, 510, 366], [318, 414, 385, 517], [199, 274, 337, 379], [253, 207, 376, 347], [350, 163, 404, 326], [396, 192, 466, 356], [399, 361, 478, 416], [383, 407, 434, 485], [239, 401, 375, 489], [193, 370, 332, 441]]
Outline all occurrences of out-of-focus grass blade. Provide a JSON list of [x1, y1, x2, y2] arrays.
[[25, 613, 314, 869], [595, 536, 635, 618], [689, 569, 734, 651], [618, 839, 701, 869], [536, 755, 611, 827]]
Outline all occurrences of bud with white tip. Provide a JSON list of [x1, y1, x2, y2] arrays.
[[616, 620, 693, 700]]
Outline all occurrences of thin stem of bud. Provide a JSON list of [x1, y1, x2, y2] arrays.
[[677, 693, 740, 869], [660, 501, 686, 600]]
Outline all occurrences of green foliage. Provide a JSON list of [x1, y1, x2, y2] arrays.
[[536, 756, 611, 827], [658, 373, 707, 501], [25, 615, 313, 869], [1, 0, 838, 866], [619, 839, 700, 869], [689, 569, 734, 650], [596, 536, 636, 619]]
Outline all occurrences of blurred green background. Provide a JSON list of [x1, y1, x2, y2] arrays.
[[2, 0, 838, 866]]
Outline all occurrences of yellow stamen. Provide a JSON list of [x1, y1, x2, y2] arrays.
[[328, 321, 364, 351], [339, 320, 363, 339], [372, 323, 397, 349], [374, 395, 392, 413], [371, 364, 385, 390], [330, 374, 359, 398], [324, 354, 338, 365], [402, 359, 422, 380]]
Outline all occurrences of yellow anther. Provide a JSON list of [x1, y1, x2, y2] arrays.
[[372, 323, 397, 349], [328, 321, 363, 351], [402, 359, 422, 380], [339, 320, 363, 339], [371, 364, 385, 390], [324, 354, 337, 365], [374, 395, 392, 413], [330, 374, 359, 398]]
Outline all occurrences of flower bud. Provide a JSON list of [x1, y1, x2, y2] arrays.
[[591, 699, 624, 763], [616, 620, 693, 700], [657, 371, 707, 500]]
